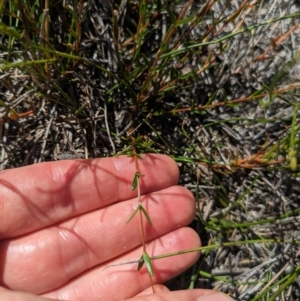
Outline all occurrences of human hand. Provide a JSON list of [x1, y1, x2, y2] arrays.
[[0, 154, 233, 301]]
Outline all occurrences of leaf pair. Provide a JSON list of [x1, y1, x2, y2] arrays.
[[138, 252, 154, 276], [126, 203, 152, 226]]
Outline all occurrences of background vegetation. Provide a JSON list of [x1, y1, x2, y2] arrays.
[[1, 0, 300, 300]]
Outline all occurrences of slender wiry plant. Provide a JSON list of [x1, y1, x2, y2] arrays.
[[126, 140, 155, 292]]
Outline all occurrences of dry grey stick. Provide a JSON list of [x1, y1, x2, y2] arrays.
[[22, 128, 45, 166], [38, 104, 57, 163], [257, 260, 292, 297], [104, 100, 116, 154], [62, 125, 82, 159], [0, 89, 36, 118]]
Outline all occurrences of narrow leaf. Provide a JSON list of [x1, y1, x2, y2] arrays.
[[112, 10, 119, 43], [137, 255, 144, 271], [141, 53, 151, 69], [140, 204, 153, 226], [143, 253, 154, 276], [0, 99, 8, 108], [131, 172, 139, 190], [126, 205, 140, 223], [132, 171, 145, 190], [69, 28, 79, 40], [0, 0, 5, 15], [0, 24, 22, 40]]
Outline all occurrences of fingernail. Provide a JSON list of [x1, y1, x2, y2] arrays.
[[196, 291, 235, 301]]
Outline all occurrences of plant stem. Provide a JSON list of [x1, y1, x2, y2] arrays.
[[133, 146, 155, 292]]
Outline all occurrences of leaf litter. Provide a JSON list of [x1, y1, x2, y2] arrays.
[[1, 0, 300, 300]]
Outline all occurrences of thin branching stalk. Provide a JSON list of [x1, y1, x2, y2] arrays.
[[127, 144, 155, 292]]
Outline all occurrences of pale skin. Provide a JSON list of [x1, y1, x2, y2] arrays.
[[0, 154, 233, 301]]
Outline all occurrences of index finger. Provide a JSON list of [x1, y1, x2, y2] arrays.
[[0, 154, 179, 239]]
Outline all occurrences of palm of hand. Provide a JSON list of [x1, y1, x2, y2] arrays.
[[0, 155, 200, 301]]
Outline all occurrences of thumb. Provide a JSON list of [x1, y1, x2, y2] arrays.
[[126, 289, 235, 301]]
